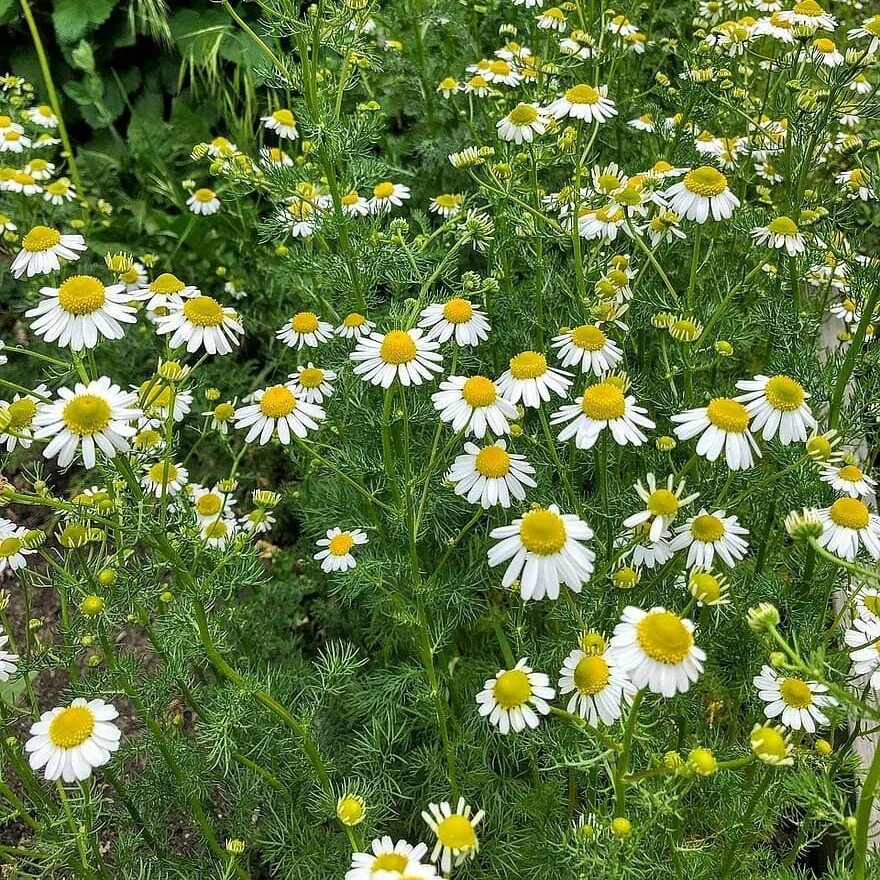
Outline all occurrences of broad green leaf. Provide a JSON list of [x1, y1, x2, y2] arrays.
[[52, 0, 117, 44]]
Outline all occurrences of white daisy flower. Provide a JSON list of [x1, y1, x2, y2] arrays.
[[480, 58, 522, 86], [139, 273, 198, 311], [192, 484, 235, 525], [751, 216, 807, 256], [259, 146, 294, 167], [845, 615, 880, 690], [154, 295, 243, 355], [577, 204, 627, 242], [206, 135, 238, 157], [337, 189, 369, 216], [0, 518, 32, 574], [750, 723, 794, 766], [545, 84, 617, 123], [551, 379, 655, 450], [186, 188, 221, 215], [350, 328, 443, 388], [816, 498, 880, 560], [663, 166, 740, 223], [621, 473, 699, 543], [476, 657, 555, 733], [0, 629, 17, 681], [0, 384, 48, 452], [44, 179, 77, 207], [234, 383, 325, 445], [496, 103, 547, 143], [10, 226, 86, 278], [429, 193, 463, 217], [629, 113, 655, 132], [836, 168, 875, 201], [261, 108, 299, 139], [421, 798, 484, 875], [24, 158, 55, 180], [26, 698, 121, 782], [418, 298, 491, 347], [240, 507, 275, 535], [33, 378, 140, 469], [551, 324, 623, 375], [849, 14, 880, 53], [26, 275, 137, 351], [830, 296, 861, 326], [537, 7, 567, 30], [778, 0, 836, 31], [447, 440, 536, 509], [288, 364, 336, 404], [431, 375, 519, 438], [345, 837, 436, 880], [496, 350, 572, 408], [336, 312, 375, 340], [137, 380, 193, 424], [141, 460, 189, 498], [558, 640, 636, 725], [620, 526, 675, 569], [314, 527, 368, 572], [670, 509, 750, 568], [200, 518, 238, 548], [2, 171, 42, 195], [734, 374, 816, 444], [609, 606, 705, 697], [24, 104, 58, 128], [369, 181, 410, 213], [811, 36, 843, 66], [671, 396, 760, 470], [488, 505, 595, 601], [277, 311, 335, 350], [820, 462, 877, 498], [753, 665, 837, 732], [0, 130, 31, 152]]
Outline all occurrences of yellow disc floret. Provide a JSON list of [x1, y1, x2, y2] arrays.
[[570, 325, 607, 351], [57, 276, 106, 315], [683, 166, 728, 197], [509, 351, 548, 379], [492, 668, 532, 708], [580, 382, 626, 420], [828, 497, 869, 530], [519, 508, 567, 555], [442, 297, 474, 323], [380, 330, 417, 365], [183, 296, 225, 327], [48, 705, 95, 749], [779, 677, 813, 708], [636, 611, 693, 664], [475, 445, 511, 478], [690, 513, 725, 543], [566, 84, 600, 105], [705, 397, 749, 433], [22, 225, 61, 252], [573, 655, 611, 695], [328, 533, 355, 556], [764, 375, 805, 411], [62, 395, 112, 436], [462, 376, 497, 407]]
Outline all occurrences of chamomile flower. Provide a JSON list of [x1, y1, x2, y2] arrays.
[[350, 328, 443, 387], [339, 189, 369, 216], [447, 439, 536, 508], [277, 311, 335, 349], [488, 505, 595, 601], [480, 58, 522, 86], [610, 606, 705, 696], [753, 665, 837, 732], [671, 509, 750, 568], [577, 204, 627, 242], [622, 473, 699, 542], [345, 838, 436, 880], [33, 378, 140, 468], [671, 397, 760, 470], [192, 484, 235, 524], [418, 298, 490, 346], [369, 181, 410, 212], [537, 7, 567, 30], [429, 193, 463, 217], [26, 275, 136, 351], [811, 37, 844, 66], [849, 14, 880, 53], [621, 525, 675, 569], [844, 615, 880, 690], [778, 0, 836, 31], [830, 296, 861, 326], [24, 104, 58, 128], [140, 273, 198, 311], [431, 375, 518, 437], [240, 507, 275, 534], [288, 364, 336, 404], [751, 216, 807, 256], [336, 312, 375, 339], [261, 108, 299, 139], [734, 374, 816, 444], [314, 527, 369, 573], [476, 658, 555, 734], [750, 723, 794, 766], [558, 639, 636, 724], [202, 401, 236, 434], [155, 294, 243, 355], [422, 799, 484, 874], [141, 460, 189, 498], [0, 129, 30, 152], [560, 377, 654, 447], [836, 168, 875, 201], [816, 498, 880, 560], [545, 84, 617, 123], [551, 324, 623, 375], [187, 188, 220, 215], [820, 462, 877, 498], [496, 350, 572, 408], [0, 629, 17, 681], [663, 166, 740, 223], [26, 698, 121, 782], [496, 103, 547, 143], [200, 518, 238, 548], [234, 383, 325, 445], [0, 518, 32, 573], [0, 384, 48, 452], [684, 568, 730, 606], [10, 226, 86, 278]]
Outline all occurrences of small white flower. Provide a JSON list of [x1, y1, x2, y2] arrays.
[[621, 473, 699, 543], [288, 364, 336, 404], [336, 312, 375, 340], [277, 311, 334, 349], [496, 103, 547, 143], [496, 350, 572, 408], [671, 396, 759, 471], [0, 628, 18, 681], [751, 216, 807, 256], [431, 375, 519, 438], [545, 84, 617, 123], [141, 460, 189, 498], [350, 328, 443, 388], [845, 614, 880, 690], [447, 440, 536, 509], [0, 518, 32, 574], [155, 295, 243, 356], [234, 383, 325, 445], [816, 498, 880, 560], [663, 166, 740, 223], [345, 837, 436, 880], [422, 798, 484, 875], [187, 188, 221, 215], [753, 665, 837, 732], [670, 509, 750, 568], [820, 462, 877, 498], [261, 108, 299, 139], [418, 298, 490, 347], [551, 324, 623, 375], [476, 657, 555, 734], [369, 181, 410, 213], [314, 527, 368, 572], [558, 641, 636, 724], [192, 484, 235, 525], [10, 226, 86, 278], [734, 374, 816, 444]]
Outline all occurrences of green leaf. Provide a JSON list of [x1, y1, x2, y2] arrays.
[[169, 8, 229, 59], [70, 39, 96, 74], [52, 0, 117, 44]]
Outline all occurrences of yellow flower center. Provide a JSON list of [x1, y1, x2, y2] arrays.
[[492, 668, 532, 708], [343, 312, 366, 328], [690, 571, 720, 602], [705, 397, 749, 433], [647, 488, 679, 516], [328, 533, 355, 556], [580, 382, 626, 420], [436, 814, 477, 850], [0, 537, 22, 557], [337, 795, 364, 825], [5, 397, 37, 430], [829, 497, 870, 530], [863, 593, 880, 615], [62, 395, 112, 436], [48, 705, 95, 749], [793, 0, 823, 17], [814, 37, 836, 53], [509, 351, 548, 379], [13, 172, 35, 185], [519, 508, 567, 555], [291, 311, 319, 334], [298, 367, 325, 388], [489, 60, 511, 75], [5, 131, 21, 142], [434, 193, 461, 209], [462, 376, 497, 407], [22, 225, 61, 252], [573, 655, 610, 695], [182, 296, 225, 327], [150, 273, 186, 295], [371, 853, 408, 874], [272, 108, 295, 126], [373, 181, 395, 199], [204, 519, 229, 539], [139, 381, 173, 411], [636, 611, 693, 664], [193, 188, 216, 203], [28, 159, 48, 172], [838, 464, 864, 482], [751, 726, 787, 759], [565, 84, 600, 105], [865, 16, 880, 37], [683, 166, 728, 197], [508, 104, 539, 126], [148, 462, 178, 484], [196, 494, 222, 516], [690, 513, 725, 543], [597, 173, 622, 192], [474, 445, 511, 478], [57, 276, 106, 315], [570, 325, 607, 351], [779, 677, 813, 708], [37, 105, 53, 117], [764, 375, 805, 411], [442, 297, 474, 323], [380, 330, 417, 365], [259, 385, 297, 418], [766, 216, 799, 235]]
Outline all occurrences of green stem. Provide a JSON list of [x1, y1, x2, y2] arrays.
[[853, 726, 880, 880], [613, 690, 645, 816]]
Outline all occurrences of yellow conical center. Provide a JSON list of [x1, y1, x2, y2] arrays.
[[573, 655, 610, 695], [570, 325, 607, 351], [636, 611, 693, 664], [148, 462, 178, 484], [380, 330, 417, 365], [196, 494, 222, 516], [193, 188, 215, 202], [6, 397, 37, 430], [150, 273, 185, 295], [4, 131, 21, 142], [204, 519, 229, 539], [706, 397, 749, 432], [838, 464, 864, 482], [751, 726, 787, 758], [489, 60, 511, 75], [566, 84, 600, 105], [690, 514, 725, 543], [37, 105, 53, 117], [434, 194, 461, 209], [492, 668, 532, 708], [371, 853, 408, 874], [22, 225, 61, 252], [343, 312, 366, 327], [27, 160, 47, 173], [337, 795, 364, 825], [436, 814, 477, 850], [468, 76, 488, 89], [63, 395, 112, 435], [373, 181, 395, 199], [182, 296, 224, 327], [462, 376, 497, 407], [814, 37, 836, 52], [328, 533, 355, 556], [597, 173, 622, 192], [519, 508, 567, 555], [442, 297, 473, 323], [766, 216, 799, 235], [864, 16, 880, 36], [13, 172, 35, 185], [829, 497, 869, 529], [509, 351, 547, 379], [298, 368, 325, 389], [683, 166, 728, 197], [272, 108, 295, 125], [46, 181, 69, 196], [475, 445, 511, 478], [647, 488, 679, 516], [793, 0, 823, 17], [139, 382, 173, 410], [779, 677, 813, 708], [48, 705, 95, 748], [0, 537, 22, 557], [764, 375, 805, 411], [863, 593, 880, 615], [508, 104, 539, 126], [290, 311, 318, 334], [580, 383, 626, 420], [213, 403, 235, 421], [58, 276, 106, 315], [691, 571, 720, 602], [259, 386, 297, 418]]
